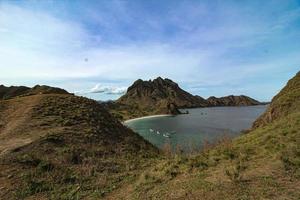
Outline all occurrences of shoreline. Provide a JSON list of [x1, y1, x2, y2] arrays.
[[123, 114, 173, 123]]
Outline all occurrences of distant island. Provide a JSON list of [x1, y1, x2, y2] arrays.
[[102, 77, 265, 120]]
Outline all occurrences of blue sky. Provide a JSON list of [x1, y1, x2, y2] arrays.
[[0, 0, 299, 101]]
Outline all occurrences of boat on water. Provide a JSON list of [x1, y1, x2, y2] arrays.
[[163, 134, 170, 138], [149, 128, 154, 132], [156, 131, 160, 134]]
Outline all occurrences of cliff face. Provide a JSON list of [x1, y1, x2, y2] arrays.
[[207, 95, 261, 106], [253, 71, 300, 128], [118, 77, 208, 108]]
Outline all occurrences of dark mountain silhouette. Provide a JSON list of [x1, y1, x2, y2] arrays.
[[0, 84, 68, 100]]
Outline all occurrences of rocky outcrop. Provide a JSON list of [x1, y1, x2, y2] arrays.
[[118, 77, 208, 108], [253, 71, 300, 128], [207, 95, 261, 107]]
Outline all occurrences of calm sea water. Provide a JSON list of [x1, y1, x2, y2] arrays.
[[124, 105, 268, 152]]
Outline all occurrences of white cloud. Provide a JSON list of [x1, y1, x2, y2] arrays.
[[89, 84, 127, 95]]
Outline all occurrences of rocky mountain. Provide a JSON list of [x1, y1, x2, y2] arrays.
[[0, 90, 157, 199], [106, 77, 262, 120], [207, 95, 262, 106], [253, 71, 300, 128], [104, 77, 210, 120], [0, 84, 68, 100], [118, 77, 208, 108]]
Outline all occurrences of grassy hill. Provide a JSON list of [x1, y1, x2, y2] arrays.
[[0, 94, 158, 199]]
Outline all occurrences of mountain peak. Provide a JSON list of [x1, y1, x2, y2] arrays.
[[111, 77, 208, 119]]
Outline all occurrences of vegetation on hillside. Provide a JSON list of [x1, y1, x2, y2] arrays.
[[0, 94, 158, 199]]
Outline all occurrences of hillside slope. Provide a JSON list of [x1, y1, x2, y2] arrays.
[[107, 72, 300, 199], [253, 71, 300, 128], [0, 94, 158, 199]]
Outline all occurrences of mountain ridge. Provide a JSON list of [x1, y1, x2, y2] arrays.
[[0, 84, 69, 100], [105, 77, 263, 120]]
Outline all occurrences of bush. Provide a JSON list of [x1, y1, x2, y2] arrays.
[[17, 154, 41, 167], [37, 160, 54, 172]]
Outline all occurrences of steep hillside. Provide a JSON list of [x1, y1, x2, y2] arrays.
[[207, 95, 262, 106], [253, 71, 300, 128], [0, 93, 158, 199], [107, 72, 300, 199]]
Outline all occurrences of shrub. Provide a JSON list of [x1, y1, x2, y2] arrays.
[[17, 154, 41, 167], [37, 160, 54, 172], [225, 153, 247, 182]]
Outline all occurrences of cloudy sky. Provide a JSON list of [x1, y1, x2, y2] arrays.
[[0, 0, 299, 101]]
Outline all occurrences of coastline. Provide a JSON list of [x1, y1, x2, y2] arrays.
[[123, 114, 173, 123]]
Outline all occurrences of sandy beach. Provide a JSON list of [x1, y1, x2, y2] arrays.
[[123, 114, 173, 123]]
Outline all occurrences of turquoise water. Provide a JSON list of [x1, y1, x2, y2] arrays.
[[124, 105, 268, 152]]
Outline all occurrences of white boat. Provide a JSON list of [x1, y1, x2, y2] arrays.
[[156, 131, 160, 134], [149, 129, 154, 132], [163, 134, 170, 138]]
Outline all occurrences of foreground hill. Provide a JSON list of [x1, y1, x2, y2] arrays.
[[0, 93, 158, 199], [105, 77, 262, 120], [107, 72, 300, 199]]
